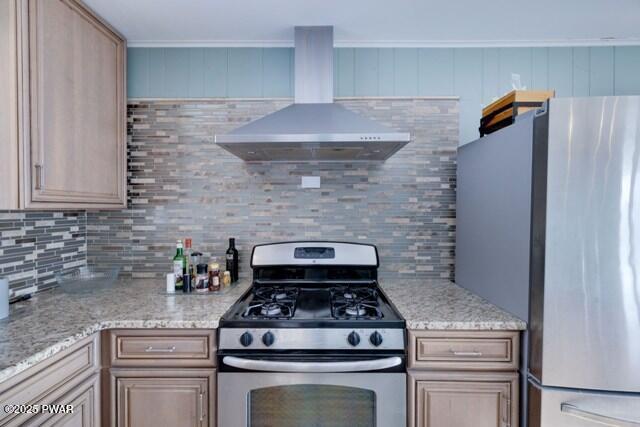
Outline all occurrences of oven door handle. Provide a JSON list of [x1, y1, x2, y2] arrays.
[[222, 356, 402, 373]]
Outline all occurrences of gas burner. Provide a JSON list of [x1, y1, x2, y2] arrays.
[[332, 301, 382, 320], [333, 286, 378, 301], [242, 286, 299, 319], [254, 286, 299, 302], [345, 304, 367, 317], [330, 286, 383, 320], [244, 301, 295, 319], [261, 302, 283, 317]]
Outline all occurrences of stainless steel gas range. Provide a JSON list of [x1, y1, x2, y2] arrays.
[[217, 241, 406, 427]]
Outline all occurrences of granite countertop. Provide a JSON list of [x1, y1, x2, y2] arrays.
[[380, 279, 526, 331], [0, 277, 525, 385], [0, 279, 250, 384]]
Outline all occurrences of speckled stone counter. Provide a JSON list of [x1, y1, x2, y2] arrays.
[[0, 279, 250, 384], [380, 279, 527, 331], [1, 277, 525, 385]]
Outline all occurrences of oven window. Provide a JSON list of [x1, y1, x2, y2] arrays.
[[249, 384, 376, 427]]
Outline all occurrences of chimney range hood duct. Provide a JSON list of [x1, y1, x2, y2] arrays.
[[214, 26, 410, 162]]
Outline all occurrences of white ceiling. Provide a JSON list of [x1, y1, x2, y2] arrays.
[[85, 0, 640, 47]]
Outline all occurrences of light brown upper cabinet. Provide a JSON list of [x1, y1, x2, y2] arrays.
[[1, 0, 126, 209]]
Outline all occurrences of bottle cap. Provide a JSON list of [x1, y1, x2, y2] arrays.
[[185, 238, 192, 249]]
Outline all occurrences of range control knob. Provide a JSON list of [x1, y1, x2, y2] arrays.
[[262, 331, 275, 347], [369, 331, 383, 347], [347, 331, 361, 346], [239, 332, 253, 347]]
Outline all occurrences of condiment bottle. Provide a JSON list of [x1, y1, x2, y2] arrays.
[[226, 238, 239, 283], [182, 273, 192, 293], [184, 238, 194, 280], [222, 271, 232, 287], [195, 264, 209, 293], [208, 262, 221, 292], [191, 251, 203, 277], [172, 240, 185, 291]]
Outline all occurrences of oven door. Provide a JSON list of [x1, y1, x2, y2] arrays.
[[218, 355, 406, 427]]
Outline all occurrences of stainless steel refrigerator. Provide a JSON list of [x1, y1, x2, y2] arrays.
[[456, 96, 640, 426]]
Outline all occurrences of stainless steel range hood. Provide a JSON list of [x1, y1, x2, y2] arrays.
[[215, 26, 410, 162]]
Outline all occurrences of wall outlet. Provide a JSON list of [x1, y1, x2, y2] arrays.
[[301, 176, 321, 189]]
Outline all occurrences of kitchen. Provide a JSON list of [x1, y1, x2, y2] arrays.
[[0, 0, 639, 426]]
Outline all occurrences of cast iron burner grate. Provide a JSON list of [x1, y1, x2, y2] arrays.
[[242, 286, 299, 319], [330, 286, 383, 320]]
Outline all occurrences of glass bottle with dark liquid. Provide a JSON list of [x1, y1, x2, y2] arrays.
[[225, 238, 238, 283]]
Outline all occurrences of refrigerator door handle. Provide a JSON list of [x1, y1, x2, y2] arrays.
[[561, 402, 640, 426]]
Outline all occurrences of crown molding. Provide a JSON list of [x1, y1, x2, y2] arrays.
[[127, 96, 460, 101], [127, 38, 640, 48]]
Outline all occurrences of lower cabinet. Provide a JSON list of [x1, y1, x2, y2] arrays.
[[0, 334, 100, 427], [38, 374, 101, 427], [103, 330, 217, 427], [409, 371, 518, 427], [407, 330, 521, 427], [112, 371, 214, 427]]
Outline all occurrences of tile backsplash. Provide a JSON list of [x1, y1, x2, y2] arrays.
[[0, 211, 86, 294], [87, 98, 459, 281]]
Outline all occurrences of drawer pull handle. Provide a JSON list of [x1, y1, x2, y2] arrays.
[[502, 395, 512, 423], [144, 345, 176, 353], [34, 164, 43, 190], [199, 393, 205, 422], [450, 349, 483, 357]]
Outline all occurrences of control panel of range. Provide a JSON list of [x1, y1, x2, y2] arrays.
[[219, 328, 405, 350]]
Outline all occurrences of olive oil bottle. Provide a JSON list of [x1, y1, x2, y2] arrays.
[[172, 240, 186, 291]]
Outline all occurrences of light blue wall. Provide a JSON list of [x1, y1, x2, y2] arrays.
[[128, 46, 640, 144]]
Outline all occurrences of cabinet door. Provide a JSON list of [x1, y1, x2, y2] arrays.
[[415, 380, 512, 427], [116, 377, 209, 427], [23, 0, 126, 208], [0, 0, 20, 209], [38, 374, 100, 427]]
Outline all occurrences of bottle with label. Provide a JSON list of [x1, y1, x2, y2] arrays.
[[208, 262, 220, 292], [191, 251, 203, 281], [184, 238, 194, 281], [172, 240, 185, 291], [195, 264, 209, 293], [226, 238, 239, 283], [222, 271, 231, 288]]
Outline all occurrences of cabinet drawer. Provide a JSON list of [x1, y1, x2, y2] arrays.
[[408, 331, 519, 371], [0, 335, 98, 427], [107, 330, 216, 368]]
